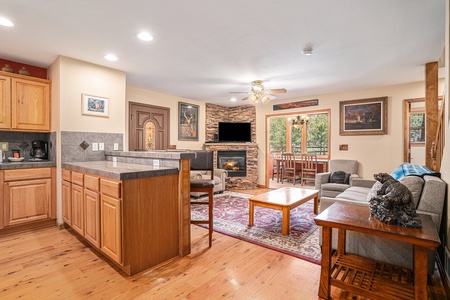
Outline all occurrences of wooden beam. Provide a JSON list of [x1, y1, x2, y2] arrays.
[[425, 62, 438, 168]]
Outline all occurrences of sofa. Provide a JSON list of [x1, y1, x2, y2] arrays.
[[190, 169, 228, 197], [315, 159, 359, 199], [319, 175, 446, 275]]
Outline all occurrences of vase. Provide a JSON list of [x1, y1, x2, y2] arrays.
[[18, 67, 31, 76], [1, 64, 14, 73]]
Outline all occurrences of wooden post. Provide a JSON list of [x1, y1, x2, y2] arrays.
[[425, 62, 438, 169]]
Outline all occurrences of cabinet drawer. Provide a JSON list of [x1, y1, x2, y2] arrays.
[[62, 169, 71, 182], [71, 172, 84, 186], [84, 175, 100, 191], [4, 168, 51, 181], [101, 179, 121, 198]]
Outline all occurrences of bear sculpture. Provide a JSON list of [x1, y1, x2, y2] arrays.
[[369, 173, 422, 228]]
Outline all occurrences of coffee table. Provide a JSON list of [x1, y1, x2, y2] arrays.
[[315, 202, 440, 300], [248, 187, 319, 235]]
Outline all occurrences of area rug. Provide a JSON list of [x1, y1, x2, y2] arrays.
[[191, 191, 321, 264]]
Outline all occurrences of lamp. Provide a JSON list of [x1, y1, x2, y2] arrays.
[[291, 115, 310, 129]]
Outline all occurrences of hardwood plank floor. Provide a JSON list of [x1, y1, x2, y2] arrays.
[[0, 217, 446, 299]]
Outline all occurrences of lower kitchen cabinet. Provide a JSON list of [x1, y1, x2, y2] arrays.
[[61, 167, 179, 275], [61, 179, 72, 226], [2, 167, 56, 229]]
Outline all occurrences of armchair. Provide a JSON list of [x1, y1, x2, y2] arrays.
[[315, 159, 358, 199]]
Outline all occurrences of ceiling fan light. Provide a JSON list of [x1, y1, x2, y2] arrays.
[[261, 95, 270, 104], [249, 94, 258, 104]]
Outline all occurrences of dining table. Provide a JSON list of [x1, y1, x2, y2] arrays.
[[271, 155, 329, 183]]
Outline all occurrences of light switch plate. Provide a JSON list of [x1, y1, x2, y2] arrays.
[[92, 143, 98, 151], [153, 159, 160, 167], [114, 143, 119, 150], [0, 142, 9, 151], [99, 143, 105, 151]]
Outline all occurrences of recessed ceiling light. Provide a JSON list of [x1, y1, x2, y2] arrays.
[[230, 97, 237, 102], [137, 32, 153, 41], [0, 17, 13, 27], [104, 54, 118, 61]]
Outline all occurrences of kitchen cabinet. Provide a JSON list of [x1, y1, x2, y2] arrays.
[[71, 172, 84, 236], [61, 164, 179, 276], [2, 167, 55, 228], [0, 71, 51, 132], [61, 170, 72, 226]]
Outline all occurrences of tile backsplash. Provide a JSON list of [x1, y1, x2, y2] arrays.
[[61, 131, 123, 162], [0, 131, 55, 161]]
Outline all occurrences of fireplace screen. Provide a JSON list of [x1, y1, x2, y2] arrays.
[[217, 151, 246, 177]]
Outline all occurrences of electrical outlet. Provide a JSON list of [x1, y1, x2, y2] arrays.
[[0, 142, 9, 151], [153, 159, 160, 167], [99, 143, 105, 151], [112, 157, 117, 162], [92, 143, 98, 151], [114, 143, 119, 151]]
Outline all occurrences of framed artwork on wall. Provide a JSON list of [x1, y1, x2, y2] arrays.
[[178, 102, 199, 140], [339, 96, 388, 135], [81, 94, 109, 117]]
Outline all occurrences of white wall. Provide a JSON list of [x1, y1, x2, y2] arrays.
[[126, 86, 205, 150], [256, 80, 445, 183]]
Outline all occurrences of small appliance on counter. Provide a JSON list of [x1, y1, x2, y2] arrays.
[[30, 140, 48, 160]]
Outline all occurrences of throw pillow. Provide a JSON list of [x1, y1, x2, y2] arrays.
[[190, 173, 203, 180], [344, 173, 351, 184], [398, 176, 424, 208], [329, 171, 347, 184]]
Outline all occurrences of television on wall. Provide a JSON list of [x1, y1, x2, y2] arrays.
[[218, 122, 252, 142]]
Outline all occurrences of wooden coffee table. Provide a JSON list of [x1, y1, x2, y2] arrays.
[[248, 187, 319, 235], [315, 202, 440, 300]]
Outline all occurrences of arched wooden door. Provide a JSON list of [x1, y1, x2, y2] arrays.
[[129, 102, 170, 151]]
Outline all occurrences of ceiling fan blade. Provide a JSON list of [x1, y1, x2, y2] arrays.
[[268, 88, 287, 94], [242, 96, 250, 101], [230, 91, 250, 94]]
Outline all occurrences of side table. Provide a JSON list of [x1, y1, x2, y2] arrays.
[[314, 202, 440, 300]]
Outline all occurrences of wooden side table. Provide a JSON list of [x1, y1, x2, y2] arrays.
[[314, 202, 440, 300]]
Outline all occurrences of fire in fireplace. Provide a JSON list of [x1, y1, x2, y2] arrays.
[[217, 150, 246, 177]]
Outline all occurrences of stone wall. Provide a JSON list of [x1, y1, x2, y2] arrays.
[[204, 143, 258, 189], [205, 103, 256, 142]]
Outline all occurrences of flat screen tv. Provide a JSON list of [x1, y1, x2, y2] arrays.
[[218, 122, 252, 142]]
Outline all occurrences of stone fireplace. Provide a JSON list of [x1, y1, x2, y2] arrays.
[[217, 150, 246, 177], [204, 143, 258, 189]]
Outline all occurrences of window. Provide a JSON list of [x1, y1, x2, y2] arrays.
[[409, 113, 425, 143], [268, 110, 330, 158]]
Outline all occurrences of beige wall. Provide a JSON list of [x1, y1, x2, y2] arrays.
[[256, 80, 445, 184], [126, 86, 205, 150]]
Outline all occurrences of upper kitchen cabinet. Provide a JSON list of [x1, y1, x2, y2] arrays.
[[0, 71, 51, 132]]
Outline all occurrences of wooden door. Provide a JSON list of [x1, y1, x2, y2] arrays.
[[4, 178, 51, 226], [101, 194, 122, 264], [129, 102, 170, 151], [0, 75, 11, 129], [11, 78, 50, 131], [62, 180, 72, 226], [84, 189, 100, 248], [71, 184, 84, 235]]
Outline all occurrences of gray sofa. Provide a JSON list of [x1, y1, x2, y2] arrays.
[[319, 175, 446, 275], [190, 169, 227, 197]]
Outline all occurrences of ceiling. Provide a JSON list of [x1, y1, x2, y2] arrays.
[[0, 1, 445, 107]]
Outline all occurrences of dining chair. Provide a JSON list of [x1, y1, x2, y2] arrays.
[[301, 153, 318, 186], [190, 150, 214, 247], [281, 152, 301, 185], [270, 150, 282, 182]]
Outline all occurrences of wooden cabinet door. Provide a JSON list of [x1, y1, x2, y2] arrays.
[[71, 184, 84, 236], [84, 189, 100, 248], [0, 75, 11, 129], [101, 195, 122, 264], [62, 180, 72, 226], [4, 178, 51, 226], [11, 78, 50, 131]]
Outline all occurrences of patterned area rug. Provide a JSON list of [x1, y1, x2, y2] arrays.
[[191, 191, 321, 264]]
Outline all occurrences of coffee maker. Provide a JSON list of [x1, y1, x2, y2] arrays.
[[30, 140, 48, 160]]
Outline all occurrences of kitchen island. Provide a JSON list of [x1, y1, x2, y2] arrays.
[[62, 159, 191, 276]]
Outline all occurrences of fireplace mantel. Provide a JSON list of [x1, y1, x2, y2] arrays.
[[204, 143, 258, 189]]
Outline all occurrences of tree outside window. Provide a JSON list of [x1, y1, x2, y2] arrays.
[[409, 113, 425, 143]]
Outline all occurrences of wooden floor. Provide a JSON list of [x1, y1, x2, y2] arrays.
[[0, 189, 446, 299]]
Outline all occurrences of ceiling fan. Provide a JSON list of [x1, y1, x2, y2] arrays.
[[230, 80, 287, 104]]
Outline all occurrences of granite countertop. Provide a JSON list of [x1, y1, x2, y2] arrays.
[[62, 161, 179, 180], [0, 160, 56, 170]]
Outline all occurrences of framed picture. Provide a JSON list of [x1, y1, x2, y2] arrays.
[[81, 94, 109, 117], [178, 102, 199, 140], [339, 96, 388, 135]]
